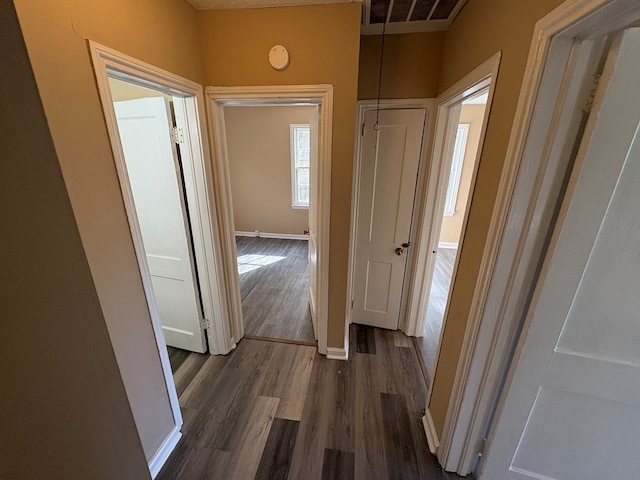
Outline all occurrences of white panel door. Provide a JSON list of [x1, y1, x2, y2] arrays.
[[353, 108, 426, 330], [115, 97, 206, 353], [308, 106, 319, 339], [481, 28, 640, 480]]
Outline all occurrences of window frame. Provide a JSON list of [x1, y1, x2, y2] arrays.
[[443, 123, 470, 217], [290, 123, 311, 209]]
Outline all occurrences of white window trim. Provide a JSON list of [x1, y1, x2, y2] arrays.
[[443, 123, 470, 217], [290, 123, 310, 209]]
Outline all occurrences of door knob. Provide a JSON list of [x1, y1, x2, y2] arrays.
[[395, 247, 404, 256]]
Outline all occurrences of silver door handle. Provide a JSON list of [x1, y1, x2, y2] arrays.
[[395, 247, 404, 256]]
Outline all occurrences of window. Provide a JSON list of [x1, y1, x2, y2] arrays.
[[443, 123, 470, 216], [290, 124, 310, 208]]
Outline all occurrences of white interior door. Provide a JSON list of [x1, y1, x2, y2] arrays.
[[308, 106, 319, 339], [352, 108, 426, 330], [481, 28, 640, 479], [115, 97, 206, 353]]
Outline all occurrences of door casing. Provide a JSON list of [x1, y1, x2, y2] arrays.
[[205, 86, 333, 357], [90, 41, 233, 477], [347, 99, 435, 335]]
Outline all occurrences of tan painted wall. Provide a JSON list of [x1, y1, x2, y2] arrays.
[[198, 3, 361, 347], [1, 2, 149, 477], [225, 106, 315, 235], [439, 104, 486, 244], [429, 0, 567, 437], [108, 77, 173, 102], [13, 0, 203, 461], [358, 32, 444, 99]]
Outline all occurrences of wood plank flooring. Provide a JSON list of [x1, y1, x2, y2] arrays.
[[236, 236, 315, 343], [416, 248, 457, 383], [158, 326, 467, 480]]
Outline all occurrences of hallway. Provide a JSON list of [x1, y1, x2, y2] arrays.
[[159, 326, 465, 479]]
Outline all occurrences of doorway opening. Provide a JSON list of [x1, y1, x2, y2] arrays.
[[91, 43, 235, 475], [417, 89, 488, 382], [107, 77, 207, 358], [348, 102, 430, 336], [205, 85, 333, 356], [223, 105, 318, 344]]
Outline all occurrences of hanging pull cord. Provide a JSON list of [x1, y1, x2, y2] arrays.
[[373, 0, 390, 132]]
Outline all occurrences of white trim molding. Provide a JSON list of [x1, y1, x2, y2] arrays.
[[148, 426, 182, 479], [326, 346, 348, 361], [206, 85, 333, 356], [422, 409, 440, 455], [235, 231, 309, 241]]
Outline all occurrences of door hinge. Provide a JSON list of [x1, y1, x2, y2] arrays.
[[351, 299, 354, 310], [361, 122, 366, 136], [170, 126, 185, 144], [479, 437, 487, 457], [583, 74, 601, 113], [200, 317, 210, 330]]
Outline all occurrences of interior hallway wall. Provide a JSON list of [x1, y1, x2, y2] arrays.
[[1, 2, 150, 477], [198, 3, 361, 348], [358, 31, 444, 99], [225, 106, 315, 236], [13, 0, 204, 461]]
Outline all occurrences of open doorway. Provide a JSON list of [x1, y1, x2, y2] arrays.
[[205, 85, 333, 356], [417, 90, 488, 381], [107, 77, 208, 360], [223, 105, 317, 344]]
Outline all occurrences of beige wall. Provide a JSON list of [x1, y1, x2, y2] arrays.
[[358, 32, 444, 99], [13, 0, 203, 461], [198, 3, 361, 347], [225, 106, 315, 235], [429, 0, 567, 437], [108, 77, 173, 102], [1, 2, 149, 477], [439, 103, 486, 244]]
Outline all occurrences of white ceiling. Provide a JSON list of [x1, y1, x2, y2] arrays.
[[185, 0, 359, 9]]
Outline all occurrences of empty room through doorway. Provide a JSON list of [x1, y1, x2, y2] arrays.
[[418, 91, 488, 381], [224, 105, 318, 344]]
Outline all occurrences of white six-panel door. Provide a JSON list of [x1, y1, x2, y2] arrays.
[[115, 97, 207, 353], [352, 108, 426, 330], [481, 28, 640, 479]]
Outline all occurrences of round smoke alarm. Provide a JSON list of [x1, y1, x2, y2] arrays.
[[269, 45, 290, 71]]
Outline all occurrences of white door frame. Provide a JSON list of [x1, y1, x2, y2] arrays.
[[205, 85, 333, 356], [427, 0, 640, 476], [404, 55, 499, 340], [347, 99, 435, 332], [90, 41, 234, 476]]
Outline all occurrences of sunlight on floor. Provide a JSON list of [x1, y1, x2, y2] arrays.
[[237, 254, 286, 274]]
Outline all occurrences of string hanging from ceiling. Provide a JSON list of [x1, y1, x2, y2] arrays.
[[373, 0, 390, 132]]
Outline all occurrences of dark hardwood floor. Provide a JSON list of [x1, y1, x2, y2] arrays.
[[236, 236, 315, 344], [158, 326, 467, 480], [416, 247, 457, 382]]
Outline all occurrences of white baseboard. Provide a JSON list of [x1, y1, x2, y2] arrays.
[[149, 425, 181, 479], [326, 346, 348, 361], [438, 241, 459, 249], [422, 409, 440, 455], [235, 230, 309, 241]]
